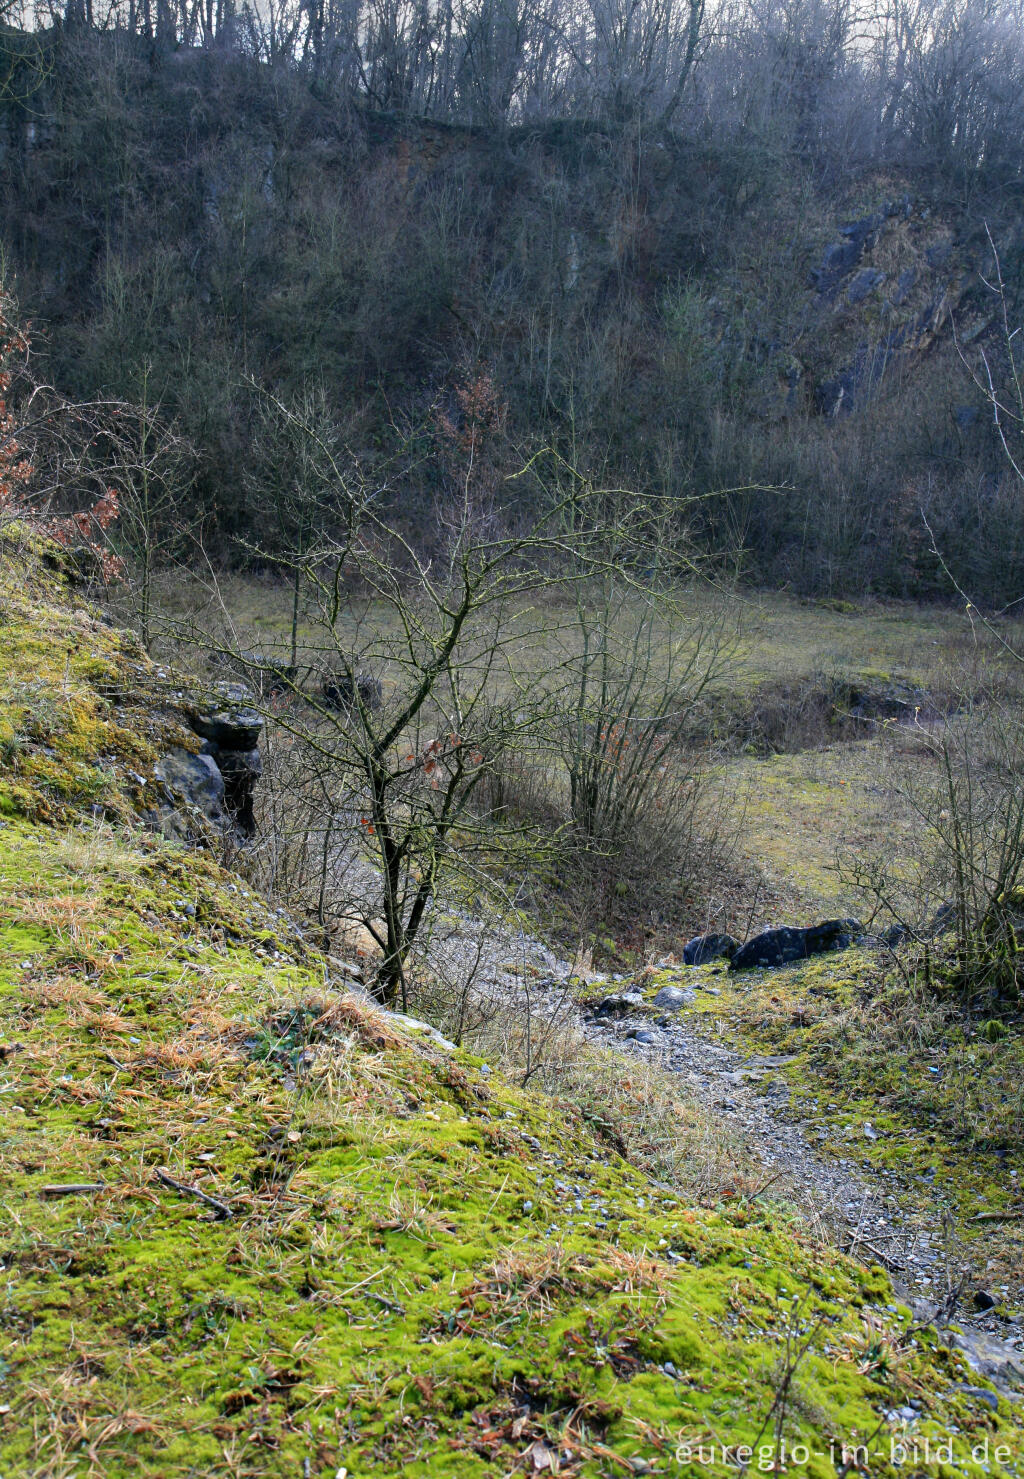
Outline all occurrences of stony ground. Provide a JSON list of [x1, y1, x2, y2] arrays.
[[391, 904, 1024, 1400], [583, 971, 1024, 1396]]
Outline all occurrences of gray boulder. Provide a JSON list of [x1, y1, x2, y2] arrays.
[[730, 919, 862, 972], [652, 985, 694, 1011], [154, 748, 228, 836], [235, 650, 297, 697], [179, 682, 266, 836], [682, 932, 738, 966]]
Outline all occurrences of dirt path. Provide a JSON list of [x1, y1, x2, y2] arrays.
[[584, 994, 940, 1283], [348, 895, 1024, 1392], [579, 984, 1024, 1393]]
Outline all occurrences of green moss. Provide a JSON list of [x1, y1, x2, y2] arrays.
[[0, 812, 1017, 1478]]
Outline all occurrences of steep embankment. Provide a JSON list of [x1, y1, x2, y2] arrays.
[[1, 540, 1022, 1477]]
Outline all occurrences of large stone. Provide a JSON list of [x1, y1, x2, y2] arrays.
[[154, 748, 228, 833], [730, 919, 862, 972], [682, 932, 738, 966], [233, 650, 297, 697], [652, 985, 694, 1011], [184, 681, 264, 750]]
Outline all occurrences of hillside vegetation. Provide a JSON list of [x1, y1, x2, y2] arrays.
[[0, 23, 1022, 599], [3, 11, 1024, 1473], [5, 542, 1023, 1476]]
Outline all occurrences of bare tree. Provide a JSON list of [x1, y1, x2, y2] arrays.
[[187, 412, 638, 1007]]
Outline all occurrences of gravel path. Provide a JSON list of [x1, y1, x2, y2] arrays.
[[354, 897, 1023, 1389], [578, 979, 1024, 1390]]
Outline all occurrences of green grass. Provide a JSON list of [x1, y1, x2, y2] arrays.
[[720, 741, 927, 917], [149, 570, 1018, 702]]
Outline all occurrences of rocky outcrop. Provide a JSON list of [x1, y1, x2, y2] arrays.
[[157, 682, 265, 840], [153, 748, 230, 835], [184, 682, 263, 751], [729, 919, 863, 972]]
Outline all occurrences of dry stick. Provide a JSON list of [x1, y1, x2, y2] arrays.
[[744, 1168, 784, 1205], [154, 1167, 233, 1220], [38, 1183, 105, 1197], [843, 1230, 904, 1272]]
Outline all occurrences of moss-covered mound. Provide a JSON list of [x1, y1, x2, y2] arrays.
[[1, 545, 1021, 1476]]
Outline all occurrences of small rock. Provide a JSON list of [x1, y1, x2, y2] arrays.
[[652, 986, 694, 1011], [954, 1384, 999, 1413], [595, 991, 644, 1018]]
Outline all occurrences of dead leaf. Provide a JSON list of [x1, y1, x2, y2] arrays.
[[528, 1439, 557, 1472]]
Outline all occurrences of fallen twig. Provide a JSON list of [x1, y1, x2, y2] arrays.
[[971, 1210, 1024, 1223], [154, 1167, 233, 1219], [369, 1292, 407, 1315], [843, 1232, 904, 1272], [746, 1169, 784, 1205], [38, 1182, 105, 1197]]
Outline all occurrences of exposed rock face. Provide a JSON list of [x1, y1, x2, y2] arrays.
[[158, 681, 265, 839], [154, 748, 229, 837], [730, 919, 862, 972], [184, 682, 264, 751], [213, 744, 263, 835], [682, 932, 738, 965]]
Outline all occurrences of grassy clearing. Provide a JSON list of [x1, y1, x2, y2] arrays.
[[4, 544, 1023, 1475], [146, 570, 1021, 700], [719, 742, 927, 920]]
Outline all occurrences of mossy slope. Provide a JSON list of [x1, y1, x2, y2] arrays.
[[1, 546, 1022, 1477]]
